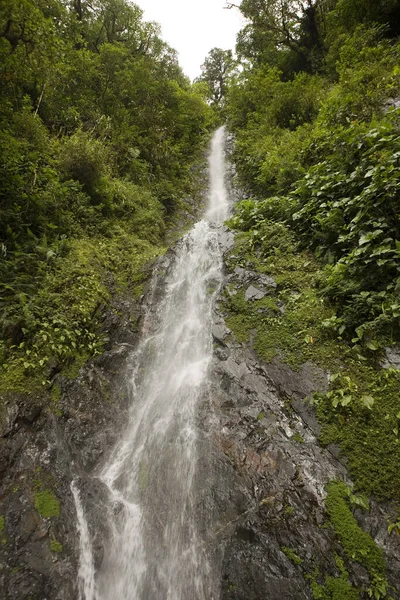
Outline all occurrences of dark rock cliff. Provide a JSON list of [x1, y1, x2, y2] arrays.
[[1, 230, 399, 599], [206, 234, 400, 598], [0, 289, 145, 598]]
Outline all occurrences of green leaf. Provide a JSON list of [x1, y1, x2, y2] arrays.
[[355, 326, 364, 340], [340, 395, 352, 407], [388, 523, 396, 535], [366, 341, 379, 351], [332, 397, 340, 408], [361, 395, 374, 410]]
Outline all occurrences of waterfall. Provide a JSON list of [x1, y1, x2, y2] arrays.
[[73, 126, 230, 600], [71, 481, 96, 600]]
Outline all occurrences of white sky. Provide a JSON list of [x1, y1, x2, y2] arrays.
[[140, 0, 244, 80]]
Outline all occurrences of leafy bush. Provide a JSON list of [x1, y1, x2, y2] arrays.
[[322, 27, 400, 126], [0, 0, 212, 392], [231, 107, 400, 346], [58, 130, 112, 201], [257, 124, 312, 195], [288, 116, 400, 343]]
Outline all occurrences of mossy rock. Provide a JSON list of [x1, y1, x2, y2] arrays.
[[325, 481, 387, 597], [50, 539, 63, 553], [34, 490, 60, 518]]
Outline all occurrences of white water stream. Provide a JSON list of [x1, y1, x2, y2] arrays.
[[73, 126, 229, 600]]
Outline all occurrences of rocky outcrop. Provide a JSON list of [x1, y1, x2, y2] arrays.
[[204, 230, 400, 600], [0, 291, 146, 599], [0, 244, 194, 600], [1, 227, 399, 600]]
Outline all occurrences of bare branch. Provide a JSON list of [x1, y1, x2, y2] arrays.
[[224, 2, 241, 9]]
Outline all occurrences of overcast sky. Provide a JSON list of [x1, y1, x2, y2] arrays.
[[140, 0, 244, 80]]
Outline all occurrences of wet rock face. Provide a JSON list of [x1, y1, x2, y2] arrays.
[[205, 341, 343, 599], [0, 291, 146, 600], [206, 254, 400, 600], [1, 228, 400, 599], [0, 245, 195, 600], [381, 346, 400, 370]]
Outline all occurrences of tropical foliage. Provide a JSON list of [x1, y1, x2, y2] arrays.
[[224, 0, 400, 350], [0, 0, 212, 386]]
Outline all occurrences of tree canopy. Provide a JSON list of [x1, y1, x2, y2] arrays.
[[0, 0, 213, 385], [196, 47, 237, 109]]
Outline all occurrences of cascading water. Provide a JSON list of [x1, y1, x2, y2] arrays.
[[73, 126, 230, 600]]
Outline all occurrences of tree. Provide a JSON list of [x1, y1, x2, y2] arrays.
[[226, 0, 323, 73], [196, 48, 236, 109]]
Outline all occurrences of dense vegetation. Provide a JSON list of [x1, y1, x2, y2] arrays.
[[223, 0, 400, 350], [199, 2, 400, 594], [0, 0, 213, 391]]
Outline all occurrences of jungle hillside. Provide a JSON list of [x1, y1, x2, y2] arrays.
[[0, 0, 214, 392]]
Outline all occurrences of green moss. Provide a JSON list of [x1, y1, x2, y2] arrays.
[[316, 368, 400, 500], [310, 557, 360, 600], [291, 431, 305, 443], [62, 352, 90, 379], [311, 573, 359, 600], [281, 546, 303, 565], [50, 539, 63, 553], [223, 228, 343, 371], [284, 505, 294, 517], [34, 490, 60, 518], [51, 383, 61, 403], [224, 223, 400, 503], [132, 283, 145, 299], [0, 362, 43, 394], [325, 481, 387, 595]]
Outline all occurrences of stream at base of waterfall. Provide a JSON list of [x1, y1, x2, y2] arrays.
[[72, 127, 230, 600]]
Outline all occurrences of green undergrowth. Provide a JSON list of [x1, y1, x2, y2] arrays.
[[50, 539, 63, 553], [0, 228, 164, 397], [224, 226, 343, 371], [312, 575, 359, 600], [310, 557, 360, 600], [0, 0, 213, 406], [223, 222, 400, 502], [325, 482, 388, 598], [281, 546, 303, 565], [315, 368, 400, 500]]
